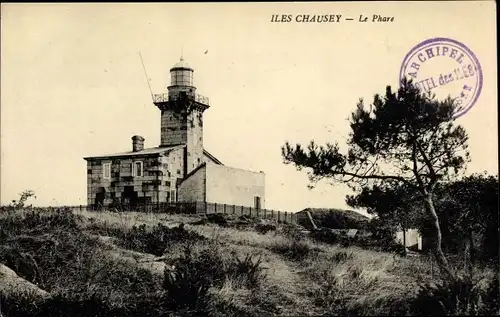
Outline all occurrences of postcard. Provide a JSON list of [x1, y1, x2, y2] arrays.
[[1, 2, 497, 316]]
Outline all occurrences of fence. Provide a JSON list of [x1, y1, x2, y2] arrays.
[[72, 201, 297, 224]]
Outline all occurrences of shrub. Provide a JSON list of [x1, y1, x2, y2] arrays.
[[310, 228, 345, 245], [270, 237, 319, 262], [117, 223, 207, 256], [330, 250, 353, 263], [0, 207, 82, 238], [254, 223, 276, 234], [161, 244, 267, 314], [280, 223, 306, 240], [309, 227, 407, 256], [22, 208, 82, 232], [227, 253, 265, 288], [162, 244, 226, 312], [0, 291, 124, 317], [410, 276, 499, 316], [205, 213, 230, 227]]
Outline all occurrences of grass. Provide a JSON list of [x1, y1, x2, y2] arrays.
[[1, 207, 498, 316]]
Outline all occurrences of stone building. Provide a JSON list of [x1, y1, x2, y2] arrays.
[[84, 57, 265, 209]]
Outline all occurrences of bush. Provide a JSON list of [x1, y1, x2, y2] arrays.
[[0, 209, 105, 290], [0, 207, 82, 238], [310, 228, 342, 245], [227, 253, 265, 288], [162, 245, 226, 312], [162, 244, 267, 313], [0, 290, 176, 317], [309, 227, 407, 256], [205, 213, 230, 227], [330, 250, 354, 263], [0, 291, 124, 317], [410, 277, 499, 316], [254, 223, 276, 234], [270, 237, 319, 262], [117, 223, 207, 256], [280, 223, 306, 240]]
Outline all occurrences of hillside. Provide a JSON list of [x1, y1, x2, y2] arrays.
[[297, 208, 370, 230], [0, 207, 497, 316]]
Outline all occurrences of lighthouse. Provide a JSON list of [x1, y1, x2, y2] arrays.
[[152, 56, 210, 175]]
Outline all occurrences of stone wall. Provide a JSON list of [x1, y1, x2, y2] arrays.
[[186, 110, 204, 174], [160, 110, 187, 146], [86, 148, 185, 206], [160, 108, 204, 175]]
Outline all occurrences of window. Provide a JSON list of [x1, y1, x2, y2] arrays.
[[170, 190, 177, 202], [132, 161, 143, 177], [103, 163, 111, 180]]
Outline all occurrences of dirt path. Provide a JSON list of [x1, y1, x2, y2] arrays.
[[78, 211, 322, 315]]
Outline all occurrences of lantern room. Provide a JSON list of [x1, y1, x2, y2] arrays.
[[169, 57, 194, 87]]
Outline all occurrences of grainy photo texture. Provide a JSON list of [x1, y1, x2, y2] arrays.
[[0, 2, 498, 316]]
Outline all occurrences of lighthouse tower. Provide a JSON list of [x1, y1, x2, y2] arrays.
[[152, 57, 210, 175]]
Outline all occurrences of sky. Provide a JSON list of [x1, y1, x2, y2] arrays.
[[1, 2, 497, 215]]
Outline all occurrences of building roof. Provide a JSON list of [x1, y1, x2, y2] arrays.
[[171, 57, 192, 70], [83, 145, 185, 160], [203, 149, 223, 165], [83, 146, 225, 163], [178, 162, 207, 185]]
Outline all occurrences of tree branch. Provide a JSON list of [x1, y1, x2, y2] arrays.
[[332, 169, 418, 190]]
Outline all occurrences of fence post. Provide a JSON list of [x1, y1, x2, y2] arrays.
[[284, 211, 288, 223], [223, 204, 226, 214], [204, 201, 208, 215], [249, 207, 252, 217], [215, 202, 218, 213], [278, 211, 281, 223]]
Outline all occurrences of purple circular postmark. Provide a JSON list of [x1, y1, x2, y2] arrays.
[[399, 37, 483, 119]]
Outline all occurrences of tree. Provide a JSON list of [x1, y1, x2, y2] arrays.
[[346, 183, 425, 254], [281, 79, 469, 279], [434, 173, 499, 264], [9, 190, 36, 209], [346, 182, 423, 227]]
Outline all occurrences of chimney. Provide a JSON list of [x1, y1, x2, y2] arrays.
[[132, 135, 145, 152]]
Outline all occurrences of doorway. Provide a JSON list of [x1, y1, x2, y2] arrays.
[[122, 186, 138, 209], [95, 187, 106, 208]]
